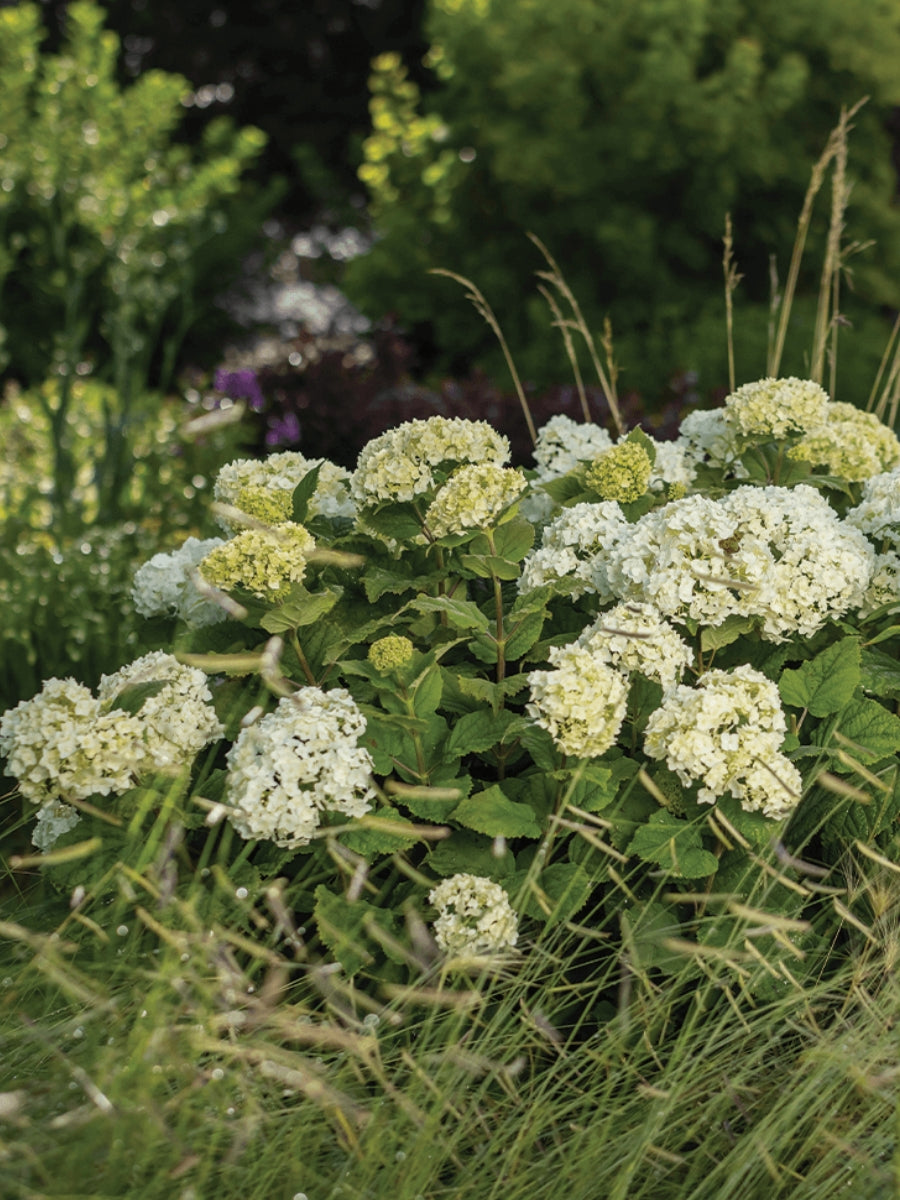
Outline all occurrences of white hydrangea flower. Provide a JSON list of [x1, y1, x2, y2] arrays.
[[31, 800, 82, 851], [0, 678, 144, 806], [723, 377, 829, 441], [527, 644, 629, 758], [351, 416, 510, 507], [132, 536, 228, 628], [577, 601, 693, 688], [518, 500, 628, 599], [718, 485, 873, 640], [224, 688, 376, 848], [425, 463, 527, 537], [846, 467, 900, 552], [428, 873, 519, 956], [645, 437, 697, 492], [98, 651, 223, 772], [644, 665, 800, 818], [607, 486, 872, 639], [214, 451, 354, 532], [789, 402, 900, 482], [857, 550, 900, 618], [532, 414, 613, 481], [676, 408, 743, 474]]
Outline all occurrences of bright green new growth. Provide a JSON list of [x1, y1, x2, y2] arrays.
[[368, 634, 415, 671], [585, 441, 652, 503], [233, 484, 294, 527], [198, 522, 315, 601]]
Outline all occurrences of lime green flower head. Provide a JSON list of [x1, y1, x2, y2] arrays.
[[585, 441, 652, 504], [425, 463, 527, 537], [198, 522, 315, 602], [368, 634, 415, 672], [233, 484, 294, 526]]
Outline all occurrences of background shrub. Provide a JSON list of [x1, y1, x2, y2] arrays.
[[344, 0, 900, 404]]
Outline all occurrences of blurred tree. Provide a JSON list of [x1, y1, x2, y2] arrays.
[[343, 0, 900, 404], [34, 0, 429, 219]]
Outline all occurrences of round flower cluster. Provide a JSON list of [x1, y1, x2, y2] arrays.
[[723, 377, 829, 441], [788, 402, 900, 482], [31, 800, 82, 851], [643, 665, 801, 819], [846, 468, 900, 550], [214, 451, 354, 532], [646, 438, 697, 493], [531, 414, 613, 482], [585, 441, 652, 503], [0, 678, 144, 807], [368, 634, 414, 672], [97, 652, 224, 772], [198, 522, 316, 602], [425, 463, 527, 537], [351, 416, 510, 507], [527, 644, 629, 758], [857, 550, 900, 618], [224, 689, 376, 848], [428, 873, 519, 956], [606, 486, 872, 639], [132, 536, 228, 628], [518, 501, 628, 599], [576, 602, 693, 689]]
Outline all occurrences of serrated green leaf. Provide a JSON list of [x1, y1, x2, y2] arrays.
[[861, 624, 900, 648], [291, 464, 321, 524], [505, 609, 546, 661], [313, 885, 397, 976], [410, 594, 491, 633], [427, 829, 516, 878], [445, 708, 521, 758], [700, 614, 757, 653], [627, 810, 718, 877], [779, 637, 860, 716], [860, 647, 900, 700], [107, 679, 168, 715], [452, 784, 542, 839], [460, 553, 520, 580], [338, 811, 421, 857], [620, 900, 686, 974], [624, 426, 657, 465], [260, 585, 341, 633], [715, 795, 781, 848], [510, 862, 593, 924], [387, 777, 469, 821], [491, 517, 535, 563], [831, 696, 900, 766]]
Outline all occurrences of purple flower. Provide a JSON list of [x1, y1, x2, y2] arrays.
[[265, 410, 301, 448], [214, 368, 265, 412]]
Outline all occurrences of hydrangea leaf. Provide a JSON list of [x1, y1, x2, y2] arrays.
[[452, 784, 543, 839], [779, 636, 861, 716], [860, 647, 900, 700], [358, 502, 424, 542], [260, 585, 341, 632], [387, 776, 470, 821], [459, 552, 521, 580], [427, 828, 516, 878], [509, 862, 593, 924], [829, 696, 900, 766], [627, 810, 719, 877], [505, 609, 547, 661], [700, 614, 758, 653], [409, 594, 491, 633], [620, 900, 687, 975], [552, 762, 619, 813], [338, 810, 421, 858], [489, 516, 535, 562], [313, 884, 399, 975], [290, 464, 322, 525], [716, 795, 780, 849], [445, 708, 522, 758]]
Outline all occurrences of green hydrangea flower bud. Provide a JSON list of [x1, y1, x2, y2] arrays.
[[234, 484, 293, 526], [368, 634, 415, 672], [585, 441, 652, 503]]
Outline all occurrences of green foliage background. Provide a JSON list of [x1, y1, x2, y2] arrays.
[[345, 0, 900, 402]]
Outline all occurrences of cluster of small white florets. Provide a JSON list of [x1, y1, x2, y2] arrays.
[[518, 501, 629, 600], [531, 414, 614, 481], [846, 468, 900, 550], [428, 873, 519, 956], [214, 451, 354, 531], [789, 402, 900, 482], [606, 486, 872, 640], [31, 800, 82, 852], [0, 677, 144, 809], [350, 416, 510, 507], [132, 536, 228, 628], [723, 377, 829, 441], [643, 665, 802, 819], [646, 439, 697, 493], [527, 644, 629, 758], [424, 463, 527, 537], [576, 602, 693, 689], [0, 655, 222, 847], [675, 408, 744, 475], [224, 688, 376, 848], [97, 652, 224, 772]]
